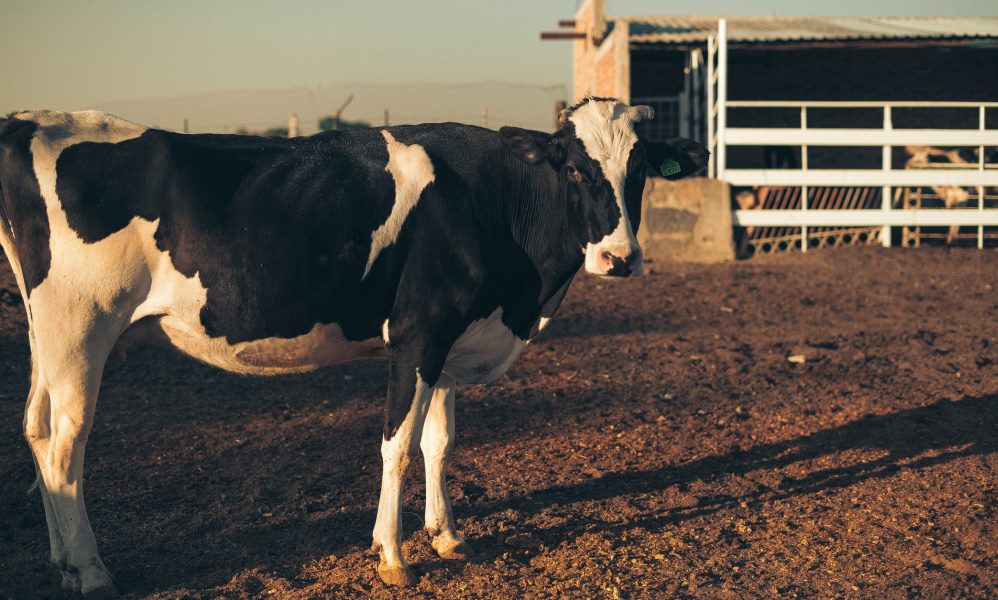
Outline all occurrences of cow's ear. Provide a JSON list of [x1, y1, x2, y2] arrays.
[[642, 137, 710, 180], [500, 127, 552, 166]]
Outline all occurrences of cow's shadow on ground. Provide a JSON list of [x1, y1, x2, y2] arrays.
[[103, 392, 996, 593], [460, 393, 996, 550]]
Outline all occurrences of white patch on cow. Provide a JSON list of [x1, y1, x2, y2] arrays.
[[443, 308, 526, 384], [27, 110, 153, 371], [364, 130, 435, 278], [568, 100, 650, 275], [382, 319, 391, 344]]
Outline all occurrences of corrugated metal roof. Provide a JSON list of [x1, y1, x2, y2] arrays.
[[626, 16, 998, 44]]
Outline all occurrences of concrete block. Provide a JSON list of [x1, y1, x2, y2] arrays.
[[637, 176, 734, 264]]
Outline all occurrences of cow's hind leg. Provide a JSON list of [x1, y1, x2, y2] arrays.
[[420, 374, 472, 560], [23, 350, 73, 584], [24, 327, 118, 599], [372, 329, 446, 587], [372, 376, 432, 586]]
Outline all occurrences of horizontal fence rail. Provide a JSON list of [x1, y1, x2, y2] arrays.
[[724, 128, 998, 147], [725, 169, 998, 187], [734, 209, 998, 227]]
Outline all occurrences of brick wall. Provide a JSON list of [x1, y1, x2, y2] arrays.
[[572, 1, 598, 101], [595, 47, 616, 98], [573, 0, 625, 101]]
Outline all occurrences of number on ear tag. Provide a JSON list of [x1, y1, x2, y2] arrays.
[[660, 159, 682, 177]]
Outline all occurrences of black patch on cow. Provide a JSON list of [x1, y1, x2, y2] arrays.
[[0, 118, 51, 295], [563, 96, 620, 117], [55, 128, 401, 343], [623, 141, 647, 234]]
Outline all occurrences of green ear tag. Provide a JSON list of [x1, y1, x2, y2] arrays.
[[660, 159, 682, 177]]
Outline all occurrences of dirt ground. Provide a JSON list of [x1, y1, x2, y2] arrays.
[[0, 247, 994, 599]]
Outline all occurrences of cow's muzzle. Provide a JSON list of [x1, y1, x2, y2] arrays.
[[585, 245, 644, 277]]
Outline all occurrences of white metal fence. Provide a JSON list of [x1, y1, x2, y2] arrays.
[[706, 18, 998, 251]]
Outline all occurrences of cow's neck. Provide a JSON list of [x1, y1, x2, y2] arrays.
[[491, 158, 584, 302]]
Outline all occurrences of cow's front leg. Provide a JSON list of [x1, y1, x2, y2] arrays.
[[420, 374, 473, 560], [372, 339, 437, 586]]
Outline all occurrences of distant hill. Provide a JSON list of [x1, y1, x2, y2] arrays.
[[94, 80, 568, 135]]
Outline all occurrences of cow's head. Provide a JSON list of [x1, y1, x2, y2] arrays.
[[500, 97, 708, 277]]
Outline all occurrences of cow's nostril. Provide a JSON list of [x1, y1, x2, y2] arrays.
[[601, 251, 614, 264]]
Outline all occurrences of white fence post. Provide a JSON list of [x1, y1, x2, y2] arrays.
[[881, 105, 892, 248], [716, 18, 728, 180], [801, 105, 809, 253], [980, 105, 986, 250]]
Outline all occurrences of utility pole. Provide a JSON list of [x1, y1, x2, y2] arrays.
[[384, 109, 390, 127], [183, 118, 188, 134], [481, 105, 489, 129], [333, 94, 354, 130], [288, 113, 299, 137]]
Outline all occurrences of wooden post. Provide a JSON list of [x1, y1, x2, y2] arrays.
[[288, 113, 299, 137], [680, 55, 691, 138], [707, 35, 715, 178]]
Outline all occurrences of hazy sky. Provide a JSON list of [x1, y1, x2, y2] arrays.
[[2, 0, 995, 112]]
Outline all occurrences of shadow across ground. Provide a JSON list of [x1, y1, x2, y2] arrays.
[[90, 393, 995, 595], [460, 393, 996, 550]]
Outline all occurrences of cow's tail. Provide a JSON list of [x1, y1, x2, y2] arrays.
[[0, 115, 16, 260], [0, 151, 22, 307], [0, 174, 13, 257]]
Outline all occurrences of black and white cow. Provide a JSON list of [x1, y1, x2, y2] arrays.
[[0, 97, 707, 597]]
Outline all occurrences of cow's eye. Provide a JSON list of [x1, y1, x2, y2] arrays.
[[566, 164, 582, 182]]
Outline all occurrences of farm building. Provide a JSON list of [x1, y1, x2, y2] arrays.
[[557, 0, 998, 253]]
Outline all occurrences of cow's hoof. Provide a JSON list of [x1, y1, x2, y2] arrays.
[[435, 539, 475, 560], [82, 584, 121, 600], [377, 562, 417, 587], [59, 570, 81, 593]]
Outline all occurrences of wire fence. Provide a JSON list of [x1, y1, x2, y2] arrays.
[[94, 81, 569, 136]]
